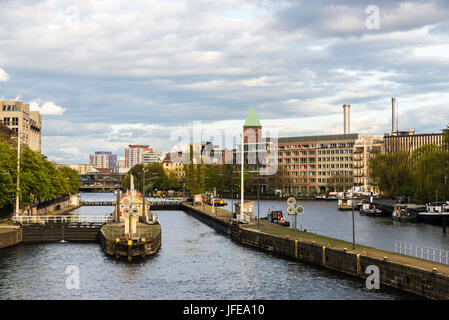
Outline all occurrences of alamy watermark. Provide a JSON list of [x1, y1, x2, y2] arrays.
[[65, 5, 80, 30], [365, 5, 380, 30], [65, 265, 80, 290], [168, 121, 279, 176], [365, 265, 380, 290]]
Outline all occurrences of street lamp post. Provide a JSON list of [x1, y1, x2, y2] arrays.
[[115, 188, 122, 223], [141, 167, 146, 223], [257, 178, 260, 230], [351, 177, 355, 250], [15, 133, 21, 216], [240, 132, 244, 222], [231, 183, 234, 217]]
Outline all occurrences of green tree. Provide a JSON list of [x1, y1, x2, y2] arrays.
[[369, 126, 449, 204], [183, 144, 206, 195], [0, 138, 16, 208]]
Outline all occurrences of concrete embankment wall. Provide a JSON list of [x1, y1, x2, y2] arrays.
[[182, 204, 449, 299], [0, 226, 22, 249], [181, 204, 232, 237], [237, 228, 449, 299]]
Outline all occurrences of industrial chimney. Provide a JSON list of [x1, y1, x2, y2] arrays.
[[392, 98, 396, 133], [343, 104, 350, 134]]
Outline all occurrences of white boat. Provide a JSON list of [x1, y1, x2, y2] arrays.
[[418, 201, 449, 225]]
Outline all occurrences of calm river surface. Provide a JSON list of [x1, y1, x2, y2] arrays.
[[1, 192, 440, 300]]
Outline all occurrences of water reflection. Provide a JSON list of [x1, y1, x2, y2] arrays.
[[0, 193, 421, 299], [222, 198, 449, 252]]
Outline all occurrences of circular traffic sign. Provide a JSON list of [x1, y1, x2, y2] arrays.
[[296, 206, 304, 215], [287, 206, 297, 215], [287, 197, 296, 206]]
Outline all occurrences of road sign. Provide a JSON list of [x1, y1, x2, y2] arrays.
[[287, 205, 297, 215], [287, 197, 296, 206], [296, 206, 304, 215]]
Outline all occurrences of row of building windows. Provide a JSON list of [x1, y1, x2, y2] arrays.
[[319, 143, 355, 149], [317, 169, 353, 176], [318, 156, 353, 162], [279, 158, 316, 164], [317, 178, 351, 183], [278, 144, 316, 149], [290, 178, 316, 184], [278, 151, 316, 156], [285, 171, 317, 177], [317, 149, 353, 155], [283, 165, 316, 170], [3, 117, 19, 126], [2, 105, 19, 111], [317, 163, 353, 169]]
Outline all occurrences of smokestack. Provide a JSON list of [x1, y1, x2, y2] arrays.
[[392, 98, 396, 133], [343, 104, 350, 134]]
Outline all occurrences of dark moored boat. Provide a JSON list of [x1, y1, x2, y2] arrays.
[[418, 202, 449, 225], [392, 204, 417, 222], [267, 210, 290, 227], [359, 203, 387, 217]]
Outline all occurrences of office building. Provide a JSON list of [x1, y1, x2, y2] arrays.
[[384, 130, 444, 154], [0, 100, 42, 152]]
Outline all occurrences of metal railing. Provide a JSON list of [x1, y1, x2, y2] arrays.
[[13, 215, 113, 225], [394, 241, 449, 265]]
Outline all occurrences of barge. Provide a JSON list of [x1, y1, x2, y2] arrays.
[[99, 177, 161, 261]]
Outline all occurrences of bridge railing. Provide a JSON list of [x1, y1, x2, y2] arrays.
[[13, 215, 113, 225], [394, 241, 449, 265]]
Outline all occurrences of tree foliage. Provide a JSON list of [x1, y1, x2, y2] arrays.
[[369, 129, 449, 203], [183, 144, 206, 195], [123, 162, 182, 194], [0, 138, 80, 209]]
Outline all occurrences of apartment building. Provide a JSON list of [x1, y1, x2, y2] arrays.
[[89, 151, 118, 170], [162, 152, 185, 178], [53, 163, 96, 175], [353, 135, 384, 193], [125, 145, 152, 168], [0, 100, 42, 152]]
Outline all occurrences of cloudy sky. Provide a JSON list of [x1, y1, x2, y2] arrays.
[[1, 0, 448, 163]]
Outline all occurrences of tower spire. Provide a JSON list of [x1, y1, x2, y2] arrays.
[[244, 107, 262, 127]]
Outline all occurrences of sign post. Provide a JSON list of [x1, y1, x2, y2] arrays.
[[286, 197, 305, 231]]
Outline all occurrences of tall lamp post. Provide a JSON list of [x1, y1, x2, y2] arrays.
[[240, 132, 244, 222], [115, 188, 122, 223], [14, 133, 21, 216], [141, 166, 146, 223], [351, 174, 355, 250]]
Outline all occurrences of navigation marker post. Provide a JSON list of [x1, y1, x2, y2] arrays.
[[287, 197, 305, 230]]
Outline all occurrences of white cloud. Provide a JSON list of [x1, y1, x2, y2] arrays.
[[30, 99, 66, 115], [0, 0, 448, 162], [59, 147, 81, 155], [0, 68, 9, 82]]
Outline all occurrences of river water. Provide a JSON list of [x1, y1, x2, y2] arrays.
[[1, 192, 440, 300]]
